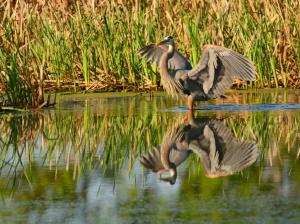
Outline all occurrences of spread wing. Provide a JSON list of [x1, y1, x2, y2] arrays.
[[138, 43, 192, 70], [187, 45, 256, 98], [189, 120, 258, 177], [211, 121, 258, 174], [140, 146, 190, 173], [140, 122, 190, 172]]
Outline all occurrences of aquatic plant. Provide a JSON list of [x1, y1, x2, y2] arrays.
[[0, 46, 55, 109]]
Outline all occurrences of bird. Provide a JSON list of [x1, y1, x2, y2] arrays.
[[138, 36, 256, 110], [140, 121, 190, 185], [140, 114, 258, 184]]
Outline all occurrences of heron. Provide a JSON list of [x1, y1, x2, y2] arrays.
[[140, 114, 258, 184], [138, 36, 256, 110]]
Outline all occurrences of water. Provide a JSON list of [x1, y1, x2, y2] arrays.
[[0, 90, 299, 223]]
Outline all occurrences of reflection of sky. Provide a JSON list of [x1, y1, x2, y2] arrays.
[[1, 146, 300, 223]]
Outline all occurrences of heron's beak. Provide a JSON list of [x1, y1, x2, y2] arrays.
[[160, 176, 176, 185], [159, 168, 177, 185], [157, 39, 168, 46]]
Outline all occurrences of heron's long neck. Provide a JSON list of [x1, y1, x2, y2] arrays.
[[158, 44, 182, 97], [159, 45, 174, 78], [160, 144, 173, 169]]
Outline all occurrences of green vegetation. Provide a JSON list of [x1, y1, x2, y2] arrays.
[[0, 1, 300, 109]]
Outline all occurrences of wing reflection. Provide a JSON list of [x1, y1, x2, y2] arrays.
[[140, 112, 258, 185]]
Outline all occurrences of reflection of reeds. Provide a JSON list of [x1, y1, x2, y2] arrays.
[[0, 108, 176, 184], [0, 109, 298, 176], [225, 111, 300, 160], [0, 1, 299, 109], [0, 92, 299, 190]]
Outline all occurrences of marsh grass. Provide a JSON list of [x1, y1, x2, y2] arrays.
[[0, 1, 300, 108]]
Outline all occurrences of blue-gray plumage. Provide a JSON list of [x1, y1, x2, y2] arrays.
[[138, 36, 256, 109], [140, 115, 258, 184]]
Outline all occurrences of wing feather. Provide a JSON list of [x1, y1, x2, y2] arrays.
[[140, 123, 190, 172], [138, 43, 192, 70], [188, 119, 258, 177], [187, 46, 256, 98], [209, 121, 258, 174], [140, 146, 190, 172]]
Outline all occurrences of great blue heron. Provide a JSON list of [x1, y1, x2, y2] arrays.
[[138, 36, 256, 110], [140, 113, 258, 185]]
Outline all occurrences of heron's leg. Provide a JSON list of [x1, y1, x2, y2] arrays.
[[184, 96, 194, 122], [184, 109, 193, 123], [186, 95, 193, 110]]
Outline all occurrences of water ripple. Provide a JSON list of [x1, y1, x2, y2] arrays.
[[172, 104, 300, 111]]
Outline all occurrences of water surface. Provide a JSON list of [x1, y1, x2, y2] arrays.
[[0, 89, 299, 223]]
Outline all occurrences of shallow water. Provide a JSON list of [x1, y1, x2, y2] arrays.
[[0, 89, 299, 223]]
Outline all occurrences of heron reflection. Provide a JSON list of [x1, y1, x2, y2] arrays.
[[140, 113, 258, 185]]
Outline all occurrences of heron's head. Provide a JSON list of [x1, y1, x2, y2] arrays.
[[159, 164, 177, 185], [157, 36, 174, 46]]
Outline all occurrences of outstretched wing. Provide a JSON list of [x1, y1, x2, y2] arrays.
[[187, 45, 256, 98], [188, 120, 258, 177], [140, 146, 190, 172], [210, 121, 258, 174], [138, 43, 192, 70], [140, 122, 190, 172]]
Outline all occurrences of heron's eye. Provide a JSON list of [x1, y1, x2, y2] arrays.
[[165, 36, 173, 41]]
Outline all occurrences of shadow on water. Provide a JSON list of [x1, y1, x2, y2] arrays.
[[0, 90, 299, 223]]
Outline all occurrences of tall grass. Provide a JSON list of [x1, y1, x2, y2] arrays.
[[0, 1, 300, 108]]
